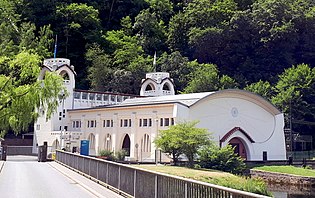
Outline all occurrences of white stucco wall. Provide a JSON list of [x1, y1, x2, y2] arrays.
[[189, 95, 286, 161]]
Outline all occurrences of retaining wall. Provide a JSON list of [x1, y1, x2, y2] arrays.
[[250, 169, 315, 186]]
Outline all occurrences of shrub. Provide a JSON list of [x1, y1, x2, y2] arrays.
[[115, 149, 127, 161], [198, 144, 246, 174], [99, 149, 113, 157]]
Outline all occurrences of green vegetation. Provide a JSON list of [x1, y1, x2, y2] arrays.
[[2, 0, 315, 137], [98, 149, 127, 161], [134, 165, 272, 196], [254, 165, 315, 177], [198, 144, 246, 174], [154, 121, 212, 167]]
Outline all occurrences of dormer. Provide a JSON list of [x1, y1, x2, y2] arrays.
[[39, 58, 76, 89], [140, 72, 175, 96]]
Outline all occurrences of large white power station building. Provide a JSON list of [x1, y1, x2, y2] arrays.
[[33, 58, 287, 162]]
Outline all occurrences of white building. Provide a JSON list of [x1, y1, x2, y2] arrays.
[[33, 58, 287, 161]]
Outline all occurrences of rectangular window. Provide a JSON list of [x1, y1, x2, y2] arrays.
[[95, 120, 97, 127], [120, 119, 123, 127], [103, 120, 106, 127], [124, 119, 128, 127], [165, 118, 170, 126], [143, 119, 148, 127], [106, 120, 110, 127], [87, 120, 90, 128], [149, 118, 152, 127], [90, 120, 94, 127], [160, 118, 163, 126], [72, 121, 75, 128], [171, 118, 175, 125], [76, 121, 80, 128], [111, 120, 113, 127], [36, 124, 40, 130], [139, 119, 142, 127], [129, 119, 131, 127]]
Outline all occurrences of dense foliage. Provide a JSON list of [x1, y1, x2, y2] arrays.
[[2, 0, 315, 140], [155, 121, 212, 167], [198, 144, 246, 174]]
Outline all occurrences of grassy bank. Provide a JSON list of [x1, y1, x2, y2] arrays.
[[134, 165, 272, 196], [253, 165, 315, 177]]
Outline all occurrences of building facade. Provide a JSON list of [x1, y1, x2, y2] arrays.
[[33, 58, 287, 161]]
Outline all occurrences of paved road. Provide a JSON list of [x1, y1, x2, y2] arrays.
[[0, 156, 123, 198]]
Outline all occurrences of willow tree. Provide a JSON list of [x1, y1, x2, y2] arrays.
[[0, 51, 66, 136]]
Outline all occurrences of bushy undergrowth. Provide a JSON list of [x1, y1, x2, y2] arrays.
[[209, 176, 272, 196], [198, 144, 246, 174]]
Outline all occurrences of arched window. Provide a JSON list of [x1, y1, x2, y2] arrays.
[[145, 83, 155, 91], [104, 134, 112, 151], [60, 70, 70, 80], [88, 133, 95, 149], [122, 134, 131, 156], [162, 83, 170, 91], [141, 134, 150, 152]]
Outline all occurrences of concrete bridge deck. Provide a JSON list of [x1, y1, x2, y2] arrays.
[[0, 156, 123, 198]]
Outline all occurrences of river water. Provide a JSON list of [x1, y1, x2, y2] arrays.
[[269, 183, 315, 198]]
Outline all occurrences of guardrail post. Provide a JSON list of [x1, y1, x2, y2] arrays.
[[155, 175, 158, 198], [96, 161, 99, 180], [106, 162, 109, 184], [185, 182, 188, 198], [118, 166, 121, 190], [133, 170, 137, 197]]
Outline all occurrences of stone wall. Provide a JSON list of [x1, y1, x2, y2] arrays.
[[250, 169, 315, 186]]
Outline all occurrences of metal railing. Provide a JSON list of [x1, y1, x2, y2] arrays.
[[56, 151, 270, 198], [287, 150, 315, 160]]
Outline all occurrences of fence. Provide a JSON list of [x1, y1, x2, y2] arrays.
[[287, 150, 315, 160], [56, 151, 270, 198], [7, 146, 34, 155]]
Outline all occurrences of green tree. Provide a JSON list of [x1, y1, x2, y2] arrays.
[[245, 80, 273, 100], [184, 63, 237, 93], [133, 9, 167, 54], [159, 51, 192, 92], [0, 51, 66, 136], [272, 64, 315, 134], [155, 121, 212, 167]]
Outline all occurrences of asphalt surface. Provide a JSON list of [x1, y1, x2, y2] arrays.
[[0, 156, 123, 198]]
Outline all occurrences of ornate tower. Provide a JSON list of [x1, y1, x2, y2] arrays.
[[33, 58, 76, 152], [140, 72, 175, 97]]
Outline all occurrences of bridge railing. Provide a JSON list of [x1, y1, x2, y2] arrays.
[[56, 150, 270, 198]]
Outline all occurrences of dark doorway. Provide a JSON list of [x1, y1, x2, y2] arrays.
[[229, 137, 247, 160], [122, 134, 130, 156]]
